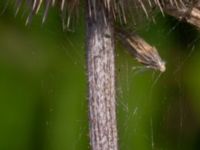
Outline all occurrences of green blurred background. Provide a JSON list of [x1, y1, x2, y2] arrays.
[[1, 1, 200, 150]]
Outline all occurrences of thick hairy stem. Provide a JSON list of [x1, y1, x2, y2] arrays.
[[86, 1, 118, 150]]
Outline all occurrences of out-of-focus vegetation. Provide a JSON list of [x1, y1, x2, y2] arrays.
[[1, 1, 200, 150]]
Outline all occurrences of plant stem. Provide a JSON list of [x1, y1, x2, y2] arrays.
[[86, 1, 118, 150]]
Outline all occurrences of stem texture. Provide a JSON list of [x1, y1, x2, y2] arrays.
[[86, 1, 118, 150]]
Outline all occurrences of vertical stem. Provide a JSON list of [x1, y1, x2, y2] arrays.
[[86, 1, 118, 150]]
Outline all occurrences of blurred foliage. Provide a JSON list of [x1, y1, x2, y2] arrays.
[[1, 1, 200, 150]]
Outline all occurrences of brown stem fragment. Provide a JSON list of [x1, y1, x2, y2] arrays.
[[161, 1, 200, 28]]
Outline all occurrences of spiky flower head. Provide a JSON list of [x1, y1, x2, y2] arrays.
[[13, 0, 196, 28]]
